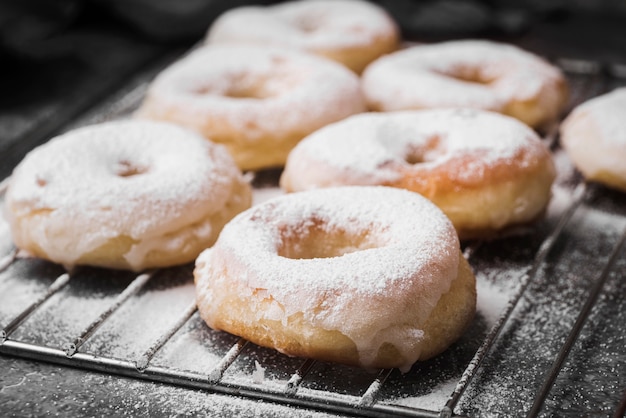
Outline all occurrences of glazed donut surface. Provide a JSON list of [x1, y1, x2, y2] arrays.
[[362, 40, 568, 129], [560, 87, 626, 192], [4, 120, 252, 271], [194, 186, 476, 371], [281, 109, 556, 239], [205, 0, 400, 73], [135, 45, 366, 171]]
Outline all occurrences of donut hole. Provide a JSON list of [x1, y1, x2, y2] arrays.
[[405, 151, 430, 165], [115, 160, 147, 178], [403, 136, 445, 165], [224, 82, 273, 99], [278, 221, 382, 259], [292, 15, 323, 33], [193, 71, 295, 100], [435, 66, 495, 85], [193, 84, 271, 100]]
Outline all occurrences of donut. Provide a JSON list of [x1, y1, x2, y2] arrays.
[[280, 109, 556, 239], [4, 120, 252, 271], [560, 87, 626, 192], [135, 45, 366, 171], [362, 40, 569, 129], [205, 0, 400, 73], [194, 186, 476, 371]]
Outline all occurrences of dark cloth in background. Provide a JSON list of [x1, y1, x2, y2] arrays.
[[3, 0, 625, 61]]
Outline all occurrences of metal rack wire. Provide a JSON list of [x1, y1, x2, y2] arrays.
[[1, 58, 625, 418]]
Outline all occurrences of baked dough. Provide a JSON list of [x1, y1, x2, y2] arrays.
[[281, 109, 556, 239], [194, 186, 476, 371], [560, 87, 626, 192], [362, 40, 569, 129], [136, 45, 366, 171], [4, 120, 252, 271], [205, 0, 400, 73]]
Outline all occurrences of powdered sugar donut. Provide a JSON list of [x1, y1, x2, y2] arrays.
[[4, 120, 252, 271], [206, 0, 400, 73], [362, 40, 568, 129], [560, 87, 626, 192], [135, 45, 366, 171], [194, 186, 476, 371], [281, 109, 556, 239]]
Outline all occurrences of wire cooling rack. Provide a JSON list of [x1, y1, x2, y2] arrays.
[[1, 56, 626, 418]]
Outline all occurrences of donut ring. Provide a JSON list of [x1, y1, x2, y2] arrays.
[[560, 87, 626, 192], [194, 186, 476, 371], [4, 120, 252, 271], [135, 45, 366, 171], [362, 40, 568, 129], [280, 109, 556, 239], [205, 0, 400, 73]]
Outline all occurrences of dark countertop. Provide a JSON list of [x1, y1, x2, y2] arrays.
[[0, 355, 342, 417]]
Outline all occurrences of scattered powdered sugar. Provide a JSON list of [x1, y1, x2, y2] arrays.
[[114, 383, 341, 418], [0, 359, 341, 417], [207, 0, 397, 52], [82, 280, 197, 359], [252, 360, 266, 384], [388, 377, 459, 411], [0, 21, 622, 418], [0, 260, 64, 326], [381, 265, 521, 412], [475, 276, 513, 327], [2, 142, 623, 416]]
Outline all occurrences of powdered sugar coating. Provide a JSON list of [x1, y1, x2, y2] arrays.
[[135, 44, 365, 170], [195, 186, 460, 370], [560, 87, 626, 191], [137, 45, 362, 137], [362, 40, 567, 128], [206, 0, 399, 72], [4, 120, 251, 270], [281, 109, 556, 238], [282, 109, 547, 188], [591, 88, 626, 145]]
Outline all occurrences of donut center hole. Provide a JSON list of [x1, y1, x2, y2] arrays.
[[436, 67, 494, 85], [403, 136, 444, 165], [405, 152, 429, 165], [293, 15, 323, 33], [193, 84, 272, 100], [115, 160, 147, 177], [278, 221, 381, 259], [224, 84, 273, 99], [204, 71, 297, 99]]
